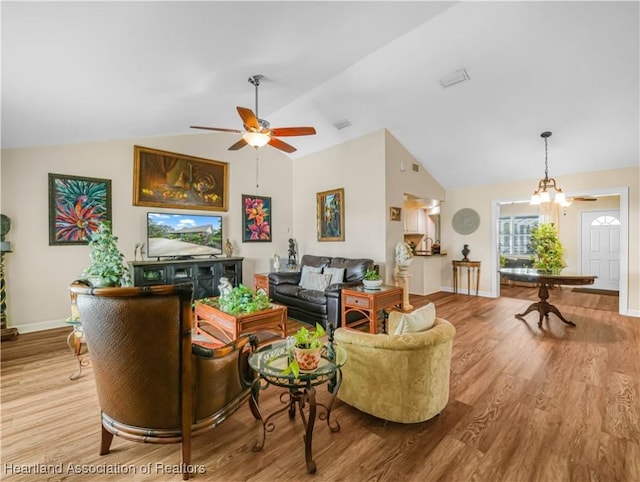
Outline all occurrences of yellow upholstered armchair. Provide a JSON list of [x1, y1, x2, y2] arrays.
[[70, 281, 257, 480], [333, 310, 455, 424]]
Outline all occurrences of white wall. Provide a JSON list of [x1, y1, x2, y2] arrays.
[[291, 130, 387, 272], [384, 130, 445, 283], [1, 133, 294, 332]]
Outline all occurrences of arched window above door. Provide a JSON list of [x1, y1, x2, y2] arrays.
[[591, 215, 620, 226]]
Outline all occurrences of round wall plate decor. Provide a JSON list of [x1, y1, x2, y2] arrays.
[[452, 208, 480, 235]]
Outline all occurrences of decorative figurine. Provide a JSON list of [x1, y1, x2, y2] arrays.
[[287, 238, 297, 268], [395, 241, 414, 273], [224, 239, 233, 258], [272, 253, 281, 272], [218, 277, 233, 296], [462, 244, 470, 261]]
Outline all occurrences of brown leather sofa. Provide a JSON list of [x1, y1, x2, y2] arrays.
[[268, 254, 373, 330], [70, 281, 258, 480]]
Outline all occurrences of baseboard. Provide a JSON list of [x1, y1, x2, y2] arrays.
[[626, 309, 640, 318], [439, 286, 495, 298], [9, 319, 68, 334]]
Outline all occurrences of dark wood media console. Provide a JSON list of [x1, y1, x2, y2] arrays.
[[129, 257, 243, 299]]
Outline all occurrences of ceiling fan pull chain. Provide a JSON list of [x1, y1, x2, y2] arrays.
[[255, 151, 260, 192]]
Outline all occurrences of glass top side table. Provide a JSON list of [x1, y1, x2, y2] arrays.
[[248, 340, 347, 474]]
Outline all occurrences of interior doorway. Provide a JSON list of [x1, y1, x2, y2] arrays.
[[491, 188, 629, 315]]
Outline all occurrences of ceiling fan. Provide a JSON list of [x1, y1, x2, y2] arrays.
[[190, 75, 316, 153]]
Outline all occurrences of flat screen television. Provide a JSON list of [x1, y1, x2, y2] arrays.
[[147, 212, 223, 259]]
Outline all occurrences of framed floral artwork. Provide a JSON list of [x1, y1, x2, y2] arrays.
[[48, 173, 112, 245], [242, 195, 272, 242], [133, 145, 228, 212], [317, 188, 344, 241], [390, 206, 402, 221]]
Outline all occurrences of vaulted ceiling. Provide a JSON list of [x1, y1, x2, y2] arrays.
[[2, 1, 638, 189]]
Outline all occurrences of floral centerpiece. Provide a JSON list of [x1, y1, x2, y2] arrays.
[[529, 223, 566, 273], [281, 323, 327, 377]]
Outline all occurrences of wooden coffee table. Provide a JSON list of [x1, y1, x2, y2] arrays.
[[341, 285, 403, 334], [194, 300, 287, 344]]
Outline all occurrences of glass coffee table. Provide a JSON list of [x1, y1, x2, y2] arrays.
[[248, 340, 347, 474]]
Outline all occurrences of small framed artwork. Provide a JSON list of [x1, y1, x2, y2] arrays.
[[242, 195, 272, 242], [317, 188, 345, 242], [133, 145, 228, 212], [390, 206, 402, 221], [48, 173, 112, 245]]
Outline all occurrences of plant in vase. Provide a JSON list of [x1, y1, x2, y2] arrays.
[[529, 223, 566, 273], [362, 268, 382, 289], [196, 284, 270, 315], [281, 323, 326, 378], [82, 221, 130, 287]]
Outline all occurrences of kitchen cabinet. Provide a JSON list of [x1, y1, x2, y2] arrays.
[[404, 209, 424, 234]]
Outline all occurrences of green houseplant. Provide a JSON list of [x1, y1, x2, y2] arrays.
[[529, 222, 566, 273], [281, 323, 327, 378], [363, 267, 382, 289], [83, 221, 130, 287], [197, 284, 270, 315]]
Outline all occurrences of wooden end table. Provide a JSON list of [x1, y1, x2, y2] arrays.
[[341, 285, 403, 334], [253, 273, 270, 296], [194, 300, 287, 343]]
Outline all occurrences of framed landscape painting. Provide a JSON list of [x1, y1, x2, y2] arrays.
[[317, 188, 344, 242], [242, 195, 272, 242], [48, 173, 112, 245], [133, 145, 228, 212]]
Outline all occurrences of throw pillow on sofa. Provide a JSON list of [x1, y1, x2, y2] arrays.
[[300, 272, 333, 291], [322, 267, 345, 285], [299, 265, 323, 287], [393, 303, 436, 335]]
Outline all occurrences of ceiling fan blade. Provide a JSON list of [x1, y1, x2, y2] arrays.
[[190, 125, 243, 133], [236, 107, 260, 130], [270, 127, 316, 137], [268, 137, 297, 153], [228, 138, 248, 151]]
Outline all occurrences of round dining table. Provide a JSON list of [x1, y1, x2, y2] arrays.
[[499, 268, 597, 328]]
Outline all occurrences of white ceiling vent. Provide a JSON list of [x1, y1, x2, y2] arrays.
[[439, 69, 470, 88], [332, 118, 352, 130]]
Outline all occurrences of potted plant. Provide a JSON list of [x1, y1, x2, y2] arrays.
[[83, 221, 130, 287], [197, 284, 270, 315], [362, 268, 382, 289], [529, 223, 566, 273], [282, 323, 327, 377]]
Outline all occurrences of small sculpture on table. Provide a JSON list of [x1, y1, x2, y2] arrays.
[[272, 253, 281, 272], [287, 238, 298, 269], [462, 244, 470, 262], [224, 239, 234, 258], [218, 277, 233, 297]]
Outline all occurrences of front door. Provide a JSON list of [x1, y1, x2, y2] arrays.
[[581, 210, 620, 291]]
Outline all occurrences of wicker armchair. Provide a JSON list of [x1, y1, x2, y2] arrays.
[[70, 281, 257, 480]]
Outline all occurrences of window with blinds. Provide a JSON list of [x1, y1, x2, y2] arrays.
[[499, 216, 538, 255]]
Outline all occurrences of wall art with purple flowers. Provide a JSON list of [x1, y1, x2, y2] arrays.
[[242, 195, 272, 242], [48, 173, 112, 245]]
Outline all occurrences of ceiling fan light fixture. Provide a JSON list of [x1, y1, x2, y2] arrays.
[[242, 131, 270, 148]]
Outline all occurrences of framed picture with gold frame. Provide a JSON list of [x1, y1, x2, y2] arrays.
[[133, 145, 228, 211], [390, 206, 402, 221], [316, 188, 344, 242]]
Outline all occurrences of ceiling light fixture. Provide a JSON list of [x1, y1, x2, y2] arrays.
[[242, 131, 270, 148], [530, 131, 570, 207]]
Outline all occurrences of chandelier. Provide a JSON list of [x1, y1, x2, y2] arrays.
[[530, 131, 570, 207]]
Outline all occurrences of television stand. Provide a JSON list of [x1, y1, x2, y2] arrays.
[[129, 257, 244, 299]]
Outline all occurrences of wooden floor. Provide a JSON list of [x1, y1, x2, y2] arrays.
[[1, 290, 638, 481]]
